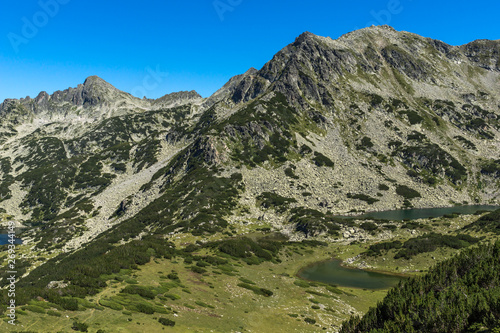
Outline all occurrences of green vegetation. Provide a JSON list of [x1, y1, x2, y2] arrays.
[[237, 283, 274, 297], [224, 93, 316, 167], [342, 241, 500, 332], [347, 193, 380, 205], [393, 233, 481, 260], [395, 185, 421, 199], [312, 152, 334, 167], [257, 192, 297, 213], [290, 207, 346, 237], [407, 131, 426, 141], [207, 236, 283, 264], [481, 159, 500, 177], [158, 317, 176, 326], [365, 241, 403, 256], [0, 157, 13, 201], [356, 136, 374, 151], [464, 209, 500, 234], [378, 184, 389, 191], [396, 143, 467, 184], [3, 207, 498, 332], [111, 162, 127, 172], [401, 221, 425, 230], [399, 110, 424, 125], [72, 321, 89, 332], [359, 222, 378, 232], [300, 144, 313, 155], [284, 165, 300, 179], [133, 139, 161, 171], [454, 135, 477, 150], [368, 93, 384, 107], [304, 317, 317, 325]]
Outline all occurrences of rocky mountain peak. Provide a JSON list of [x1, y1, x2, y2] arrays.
[[153, 90, 203, 109], [216, 25, 500, 110], [34, 91, 50, 103], [0, 75, 204, 126], [83, 75, 109, 86], [244, 67, 259, 75], [460, 39, 500, 71], [73, 75, 122, 106], [293, 31, 317, 45]]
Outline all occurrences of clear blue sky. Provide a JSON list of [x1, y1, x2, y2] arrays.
[[1, 0, 499, 102]]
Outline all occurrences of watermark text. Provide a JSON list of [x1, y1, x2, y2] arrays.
[[5, 221, 18, 325], [213, 0, 243, 22], [8, 0, 71, 53]]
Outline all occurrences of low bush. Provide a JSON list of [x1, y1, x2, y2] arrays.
[[72, 321, 89, 332], [396, 185, 421, 199], [312, 152, 334, 167], [159, 317, 175, 326], [304, 317, 316, 325], [237, 283, 274, 297], [359, 222, 378, 232]]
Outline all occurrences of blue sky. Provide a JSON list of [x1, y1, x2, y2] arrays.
[[0, 0, 499, 102]]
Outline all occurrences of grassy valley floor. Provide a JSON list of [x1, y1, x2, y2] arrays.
[[1, 212, 498, 332]]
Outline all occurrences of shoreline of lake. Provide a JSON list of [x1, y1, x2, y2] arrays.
[[297, 256, 410, 279], [336, 204, 499, 220], [296, 257, 408, 290]]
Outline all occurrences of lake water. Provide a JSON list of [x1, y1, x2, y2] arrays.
[[0, 230, 22, 245], [298, 205, 499, 289], [349, 205, 499, 221], [298, 259, 404, 289]]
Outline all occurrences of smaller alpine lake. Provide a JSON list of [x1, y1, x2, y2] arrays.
[[0, 230, 23, 246], [298, 259, 404, 289]]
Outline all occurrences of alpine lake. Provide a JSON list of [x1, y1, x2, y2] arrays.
[[297, 205, 499, 290]]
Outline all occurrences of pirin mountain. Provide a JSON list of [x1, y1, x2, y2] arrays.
[[0, 25, 499, 332]]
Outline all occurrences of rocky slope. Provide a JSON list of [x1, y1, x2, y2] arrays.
[[0, 25, 499, 254]]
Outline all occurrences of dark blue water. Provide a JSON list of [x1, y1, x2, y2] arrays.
[[298, 259, 403, 289], [0, 233, 22, 245], [350, 205, 499, 221]]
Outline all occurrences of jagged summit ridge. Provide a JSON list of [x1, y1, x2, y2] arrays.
[[0, 75, 203, 124], [219, 25, 500, 108]]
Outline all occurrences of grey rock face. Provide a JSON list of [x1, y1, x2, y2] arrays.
[[0, 75, 203, 123]]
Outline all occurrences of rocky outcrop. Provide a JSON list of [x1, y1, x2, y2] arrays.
[[461, 39, 500, 71], [0, 76, 202, 125]]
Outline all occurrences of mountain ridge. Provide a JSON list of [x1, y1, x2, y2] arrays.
[[2, 26, 499, 119], [0, 24, 498, 251]]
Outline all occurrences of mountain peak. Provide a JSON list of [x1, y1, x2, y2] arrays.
[[82, 75, 116, 90], [369, 24, 397, 31], [244, 67, 258, 75], [293, 31, 317, 44], [84, 75, 106, 84], [153, 90, 202, 107]]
